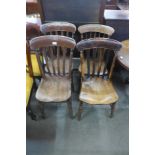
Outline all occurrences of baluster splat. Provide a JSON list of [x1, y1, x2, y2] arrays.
[[48, 46, 56, 75], [86, 50, 90, 79]]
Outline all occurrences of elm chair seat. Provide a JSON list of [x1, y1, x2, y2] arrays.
[[36, 74, 71, 102], [79, 77, 118, 105]]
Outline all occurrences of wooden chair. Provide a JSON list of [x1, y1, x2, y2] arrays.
[[40, 22, 76, 89], [78, 24, 115, 77], [29, 35, 76, 119], [76, 38, 122, 120]]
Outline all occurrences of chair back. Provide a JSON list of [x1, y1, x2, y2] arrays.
[[78, 24, 115, 40], [30, 35, 76, 78], [40, 22, 76, 38], [76, 38, 122, 80]]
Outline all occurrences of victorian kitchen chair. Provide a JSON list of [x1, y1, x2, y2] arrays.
[[78, 24, 115, 75], [29, 35, 76, 118], [76, 38, 122, 120], [40, 22, 76, 90]]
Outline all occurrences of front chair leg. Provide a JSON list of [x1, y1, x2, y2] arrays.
[[38, 101, 45, 119], [67, 98, 73, 119], [110, 102, 116, 118], [78, 101, 83, 121]]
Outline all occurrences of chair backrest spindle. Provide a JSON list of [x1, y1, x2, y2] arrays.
[[76, 38, 122, 80], [30, 35, 76, 78], [40, 22, 76, 39], [78, 24, 115, 40]]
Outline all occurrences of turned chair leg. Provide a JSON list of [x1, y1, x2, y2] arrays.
[[78, 101, 83, 121], [67, 98, 73, 118], [110, 102, 116, 118], [38, 101, 45, 119]]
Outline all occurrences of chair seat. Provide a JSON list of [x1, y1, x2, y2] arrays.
[[26, 73, 33, 107], [79, 60, 107, 75], [36, 74, 71, 102], [79, 77, 118, 105]]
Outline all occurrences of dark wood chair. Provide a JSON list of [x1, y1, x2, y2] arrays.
[[40, 22, 76, 89], [76, 38, 122, 120], [37, 0, 106, 25], [29, 35, 76, 119]]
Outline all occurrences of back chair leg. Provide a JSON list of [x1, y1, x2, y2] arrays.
[[110, 102, 116, 118], [67, 98, 73, 118], [38, 101, 45, 119], [78, 101, 83, 121]]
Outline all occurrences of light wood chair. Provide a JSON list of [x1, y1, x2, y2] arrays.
[[76, 38, 122, 120], [78, 24, 115, 75], [30, 35, 76, 119]]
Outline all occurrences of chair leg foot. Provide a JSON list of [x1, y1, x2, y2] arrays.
[[67, 98, 73, 119], [38, 101, 46, 119], [27, 108, 37, 121], [110, 102, 116, 118], [78, 101, 83, 121]]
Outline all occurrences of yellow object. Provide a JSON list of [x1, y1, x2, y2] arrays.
[[121, 40, 129, 48], [30, 54, 41, 76], [26, 73, 33, 107], [26, 53, 41, 76]]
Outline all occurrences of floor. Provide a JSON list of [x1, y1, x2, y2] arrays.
[[26, 61, 129, 155]]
